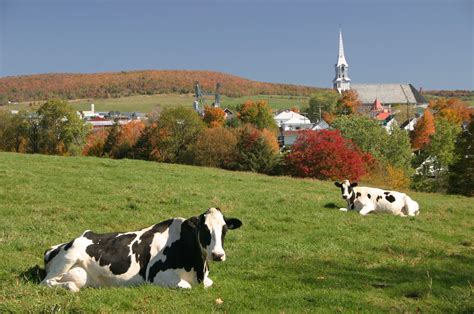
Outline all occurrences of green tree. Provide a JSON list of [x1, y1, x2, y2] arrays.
[[428, 117, 462, 175], [332, 115, 412, 172], [384, 123, 413, 171], [155, 107, 205, 163], [36, 99, 87, 155], [305, 90, 340, 122], [448, 119, 473, 196]]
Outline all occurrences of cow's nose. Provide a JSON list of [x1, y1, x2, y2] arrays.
[[212, 252, 224, 261], [342, 195, 347, 199]]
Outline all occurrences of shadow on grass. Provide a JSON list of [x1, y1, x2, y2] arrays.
[[19, 265, 46, 284], [323, 202, 339, 209]]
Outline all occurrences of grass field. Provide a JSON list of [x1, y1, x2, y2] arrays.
[[3, 94, 310, 114], [0, 153, 473, 312]]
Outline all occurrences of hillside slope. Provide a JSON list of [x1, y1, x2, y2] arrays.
[[0, 153, 472, 312], [0, 70, 320, 102]]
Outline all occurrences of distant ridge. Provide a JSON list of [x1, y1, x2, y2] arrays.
[[0, 70, 321, 102]]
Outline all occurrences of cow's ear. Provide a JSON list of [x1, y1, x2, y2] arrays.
[[351, 182, 358, 187], [187, 216, 201, 227], [225, 218, 242, 230], [334, 182, 342, 188]]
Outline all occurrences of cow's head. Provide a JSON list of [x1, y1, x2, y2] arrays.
[[334, 180, 358, 200], [194, 208, 242, 262]]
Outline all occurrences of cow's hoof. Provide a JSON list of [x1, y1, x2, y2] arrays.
[[64, 282, 80, 293], [177, 280, 192, 289], [339, 208, 348, 212], [204, 278, 213, 288]]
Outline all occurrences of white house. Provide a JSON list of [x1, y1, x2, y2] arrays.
[[274, 110, 312, 131]]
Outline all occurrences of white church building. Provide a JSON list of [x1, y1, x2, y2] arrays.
[[333, 29, 428, 108]]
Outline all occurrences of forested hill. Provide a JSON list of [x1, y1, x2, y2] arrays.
[[0, 70, 320, 102]]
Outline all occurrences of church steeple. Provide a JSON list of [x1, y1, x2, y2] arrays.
[[333, 28, 351, 93]]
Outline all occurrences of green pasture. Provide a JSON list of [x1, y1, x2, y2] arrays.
[[0, 153, 472, 312], [3, 94, 310, 114]]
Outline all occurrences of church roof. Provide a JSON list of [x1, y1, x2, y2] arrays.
[[372, 98, 383, 111], [351, 83, 428, 105]]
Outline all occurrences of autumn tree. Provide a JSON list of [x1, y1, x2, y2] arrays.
[[305, 90, 340, 122], [285, 130, 369, 181], [410, 109, 435, 151], [190, 127, 237, 168], [429, 97, 472, 125], [336, 90, 361, 115], [448, 119, 474, 196], [0, 111, 29, 152], [83, 128, 109, 157], [230, 125, 279, 174], [149, 107, 204, 163], [237, 100, 277, 132], [203, 106, 226, 128]]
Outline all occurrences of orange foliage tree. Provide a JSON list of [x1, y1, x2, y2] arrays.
[[429, 98, 472, 125], [203, 106, 226, 128], [82, 128, 109, 156], [337, 90, 361, 115], [191, 127, 237, 168], [237, 100, 277, 132], [411, 109, 435, 150]]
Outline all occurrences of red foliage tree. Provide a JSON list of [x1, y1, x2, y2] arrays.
[[285, 130, 369, 181], [411, 109, 435, 150]]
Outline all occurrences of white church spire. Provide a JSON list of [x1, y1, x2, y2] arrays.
[[333, 28, 351, 93], [337, 29, 348, 67]]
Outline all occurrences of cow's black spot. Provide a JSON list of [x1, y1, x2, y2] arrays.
[[148, 217, 209, 283], [221, 225, 228, 248], [132, 219, 173, 279], [349, 193, 355, 205], [64, 240, 74, 251], [85, 231, 137, 275], [376, 195, 383, 202], [44, 244, 65, 264], [385, 195, 396, 203], [367, 194, 371, 199], [356, 192, 361, 198], [384, 192, 390, 195]]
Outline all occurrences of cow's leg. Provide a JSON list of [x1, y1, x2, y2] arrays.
[[55, 266, 90, 292], [203, 268, 213, 288], [405, 198, 420, 216], [153, 269, 192, 289], [41, 250, 78, 288], [359, 204, 375, 216]]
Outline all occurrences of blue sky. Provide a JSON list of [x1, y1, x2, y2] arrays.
[[0, 0, 472, 90]]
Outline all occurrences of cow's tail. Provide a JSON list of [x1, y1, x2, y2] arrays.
[[404, 196, 420, 216]]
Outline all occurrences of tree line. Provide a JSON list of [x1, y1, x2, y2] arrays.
[[0, 95, 472, 196]]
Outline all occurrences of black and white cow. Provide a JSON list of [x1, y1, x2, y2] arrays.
[[335, 180, 420, 216], [40, 208, 242, 292]]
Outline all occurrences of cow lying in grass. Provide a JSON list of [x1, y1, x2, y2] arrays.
[[335, 180, 419, 216], [40, 208, 242, 292]]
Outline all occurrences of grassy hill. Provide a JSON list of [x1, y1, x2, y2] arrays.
[[0, 70, 319, 102], [0, 153, 472, 312]]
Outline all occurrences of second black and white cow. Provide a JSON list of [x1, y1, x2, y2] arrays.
[[40, 208, 242, 292], [335, 180, 420, 216]]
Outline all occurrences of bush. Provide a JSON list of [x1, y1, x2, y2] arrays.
[[191, 127, 237, 168], [285, 129, 369, 181]]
